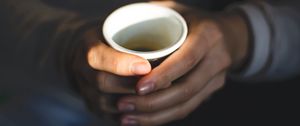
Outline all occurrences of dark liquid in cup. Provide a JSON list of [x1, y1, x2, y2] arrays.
[[120, 38, 166, 52]]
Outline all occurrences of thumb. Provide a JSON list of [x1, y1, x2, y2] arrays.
[[87, 43, 151, 76]]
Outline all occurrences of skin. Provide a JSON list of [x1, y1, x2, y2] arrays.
[[73, 1, 249, 126]]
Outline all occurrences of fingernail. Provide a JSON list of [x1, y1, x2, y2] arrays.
[[118, 102, 135, 112], [122, 116, 139, 126], [132, 62, 150, 75], [138, 82, 154, 95]]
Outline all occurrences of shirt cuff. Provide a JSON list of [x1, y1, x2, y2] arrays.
[[227, 3, 272, 80]]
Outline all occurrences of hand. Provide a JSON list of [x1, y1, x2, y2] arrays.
[[70, 27, 151, 116], [117, 1, 249, 126]]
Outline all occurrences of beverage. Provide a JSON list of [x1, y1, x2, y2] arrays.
[[120, 39, 163, 52], [116, 32, 171, 52]]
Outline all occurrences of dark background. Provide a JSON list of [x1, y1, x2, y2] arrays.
[[168, 78, 300, 126]]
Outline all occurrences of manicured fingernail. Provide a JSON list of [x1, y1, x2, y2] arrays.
[[122, 116, 139, 126], [132, 62, 150, 75], [138, 82, 154, 95], [118, 102, 135, 112]]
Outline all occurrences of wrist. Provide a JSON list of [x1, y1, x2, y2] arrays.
[[216, 11, 250, 70]]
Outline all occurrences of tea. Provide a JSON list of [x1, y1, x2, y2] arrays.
[[120, 37, 167, 52]]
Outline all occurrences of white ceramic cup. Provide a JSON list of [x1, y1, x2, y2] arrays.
[[102, 3, 188, 60]]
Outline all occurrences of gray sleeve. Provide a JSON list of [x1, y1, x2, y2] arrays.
[[229, 1, 300, 82]]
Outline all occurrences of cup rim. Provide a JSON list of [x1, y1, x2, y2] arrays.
[[102, 3, 188, 60]]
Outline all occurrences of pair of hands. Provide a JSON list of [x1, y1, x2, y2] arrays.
[[73, 1, 249, 126]]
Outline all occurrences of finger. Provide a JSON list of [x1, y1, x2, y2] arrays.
[[136, 22, 223, 95], [98, 93, 121, 114], [97, 71, 138, 94], [121, 72, 226, 126], [119, 42, 230, 113], [87, 42, 151, 76], [78, 83, 119, 114]]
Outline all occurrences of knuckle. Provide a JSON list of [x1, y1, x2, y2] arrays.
[[114, 54, 136, 74], [143, 98, 155, 112], [136, 96, 156, 112], [201, 20, 224, 45], [220, 52, 232, 69], [159, 74, 171, 87], [181, 87, 197, 100], [110, 58, 120, 73], [203, 20, 223, 37], [87, 50, 99, 69], [210, 26, 224, 42], [87, 46, 108, 70], [185, 52, 199, 69]]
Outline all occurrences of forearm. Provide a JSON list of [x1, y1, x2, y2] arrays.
[[229, 0, 300, 81]]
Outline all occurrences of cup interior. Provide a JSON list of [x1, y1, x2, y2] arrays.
[[103, 3, 187, 60], [112, 16, 183, 51]]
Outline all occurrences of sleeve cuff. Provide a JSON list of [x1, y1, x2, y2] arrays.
[[227, 3, 272, 80]]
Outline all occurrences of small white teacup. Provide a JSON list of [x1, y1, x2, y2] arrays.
[[103, 3, 188, 60]]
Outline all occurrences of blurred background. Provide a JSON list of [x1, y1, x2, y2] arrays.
[[1, 0, 299, 126]]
